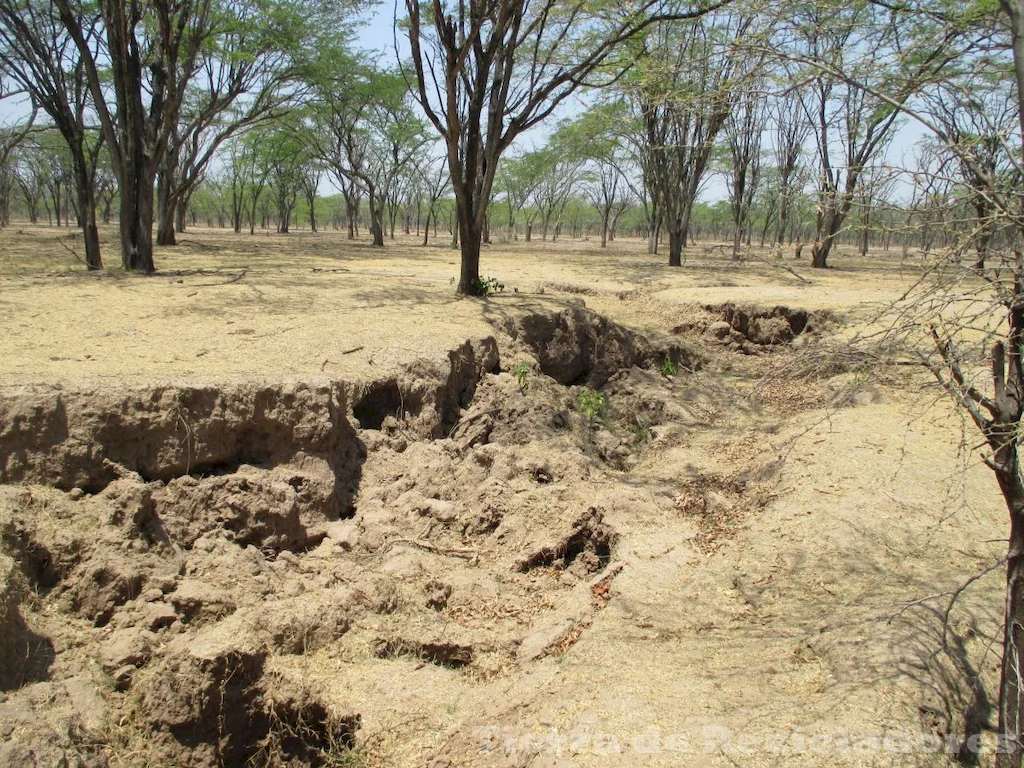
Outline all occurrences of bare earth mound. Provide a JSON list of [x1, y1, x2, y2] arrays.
[[0, 228, 1007, 767]]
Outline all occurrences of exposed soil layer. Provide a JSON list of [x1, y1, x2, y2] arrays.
[[0, 305, 700, 766], [672, 301, 833, 355]]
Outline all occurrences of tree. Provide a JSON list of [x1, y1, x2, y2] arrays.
[[403, 0, 725, 294], [785, 0, 962, 268], [54, 0, 222, 271], [769, 88, 810, 251], [630, 10, 758, 266], [0, 104, 36, 228], [529, 139, 585, 242], [493, 152, 535, 240], [917, 68, 1019, 270], [154, 0, 321, 245], [725, 84, 766, 259], [417, 154, 450, 245], [0, 0, 104, 266], [825, 0, 1024, 758], [564, 105, 634, 248], [308, 51, 427, 247]]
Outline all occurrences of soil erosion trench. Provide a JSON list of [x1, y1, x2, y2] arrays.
[[0, 303, 707, 766]]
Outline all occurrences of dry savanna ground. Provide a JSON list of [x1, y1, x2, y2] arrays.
[[0, 222, 1009, 767]]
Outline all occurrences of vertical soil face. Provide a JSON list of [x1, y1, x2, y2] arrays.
[[0, 306, 705, 765]]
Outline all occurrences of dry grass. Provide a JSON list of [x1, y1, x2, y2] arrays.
[[0, 222, 949, 387]]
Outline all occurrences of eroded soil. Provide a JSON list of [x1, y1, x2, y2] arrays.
[[0, 227, 1007, 767]]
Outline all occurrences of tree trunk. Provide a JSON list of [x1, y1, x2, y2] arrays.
[[175, 197, 187, 233], [456, 217, 481, 294], [118, 171, 156, 272], [368, 193, 385, 246], [811, 240, 830, 268], [75, 172, 102, 270], [997, 497, 1024, 767], [156, 162, 176, 246], [668, 228, 683, 267]]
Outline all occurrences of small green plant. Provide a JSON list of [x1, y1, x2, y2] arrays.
[[470, 275, 505, 296], [576, 388, 606, 422], [659, 358, 677, 376], [512, 361, 530, 392]]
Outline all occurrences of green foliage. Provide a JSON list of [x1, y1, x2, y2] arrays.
[[470, 276, 505, 295], [660, 358, 677, 376], [512, 362, 530, 392], [576, 388, 606, 422]]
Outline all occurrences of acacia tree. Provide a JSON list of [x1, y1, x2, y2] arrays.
[[630, 11, 758, 266], [416, 153, 450, 245], [529, 139, 585, 241], [725, 84, 766, 259], [784, 0, 964, 268], [0, 101, 36, 228], [917, 72, 1019, 270], [812, 0, 1024, 757], [769, 88, 810, 251], [494, 151, 542, 240], [403, 0, 725, 295], [308, 52, 427, 247], [154, 0, 321, 245], [53, 0, 223, 271], [0, 0, 104, 266]]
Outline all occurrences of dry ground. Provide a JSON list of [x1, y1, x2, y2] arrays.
[[0, 223, 1009, 767]]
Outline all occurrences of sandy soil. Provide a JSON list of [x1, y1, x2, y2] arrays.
[[0, 223, 1007, 767]]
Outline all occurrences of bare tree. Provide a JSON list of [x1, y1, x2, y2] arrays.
[[788, 1, 961, 268]]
